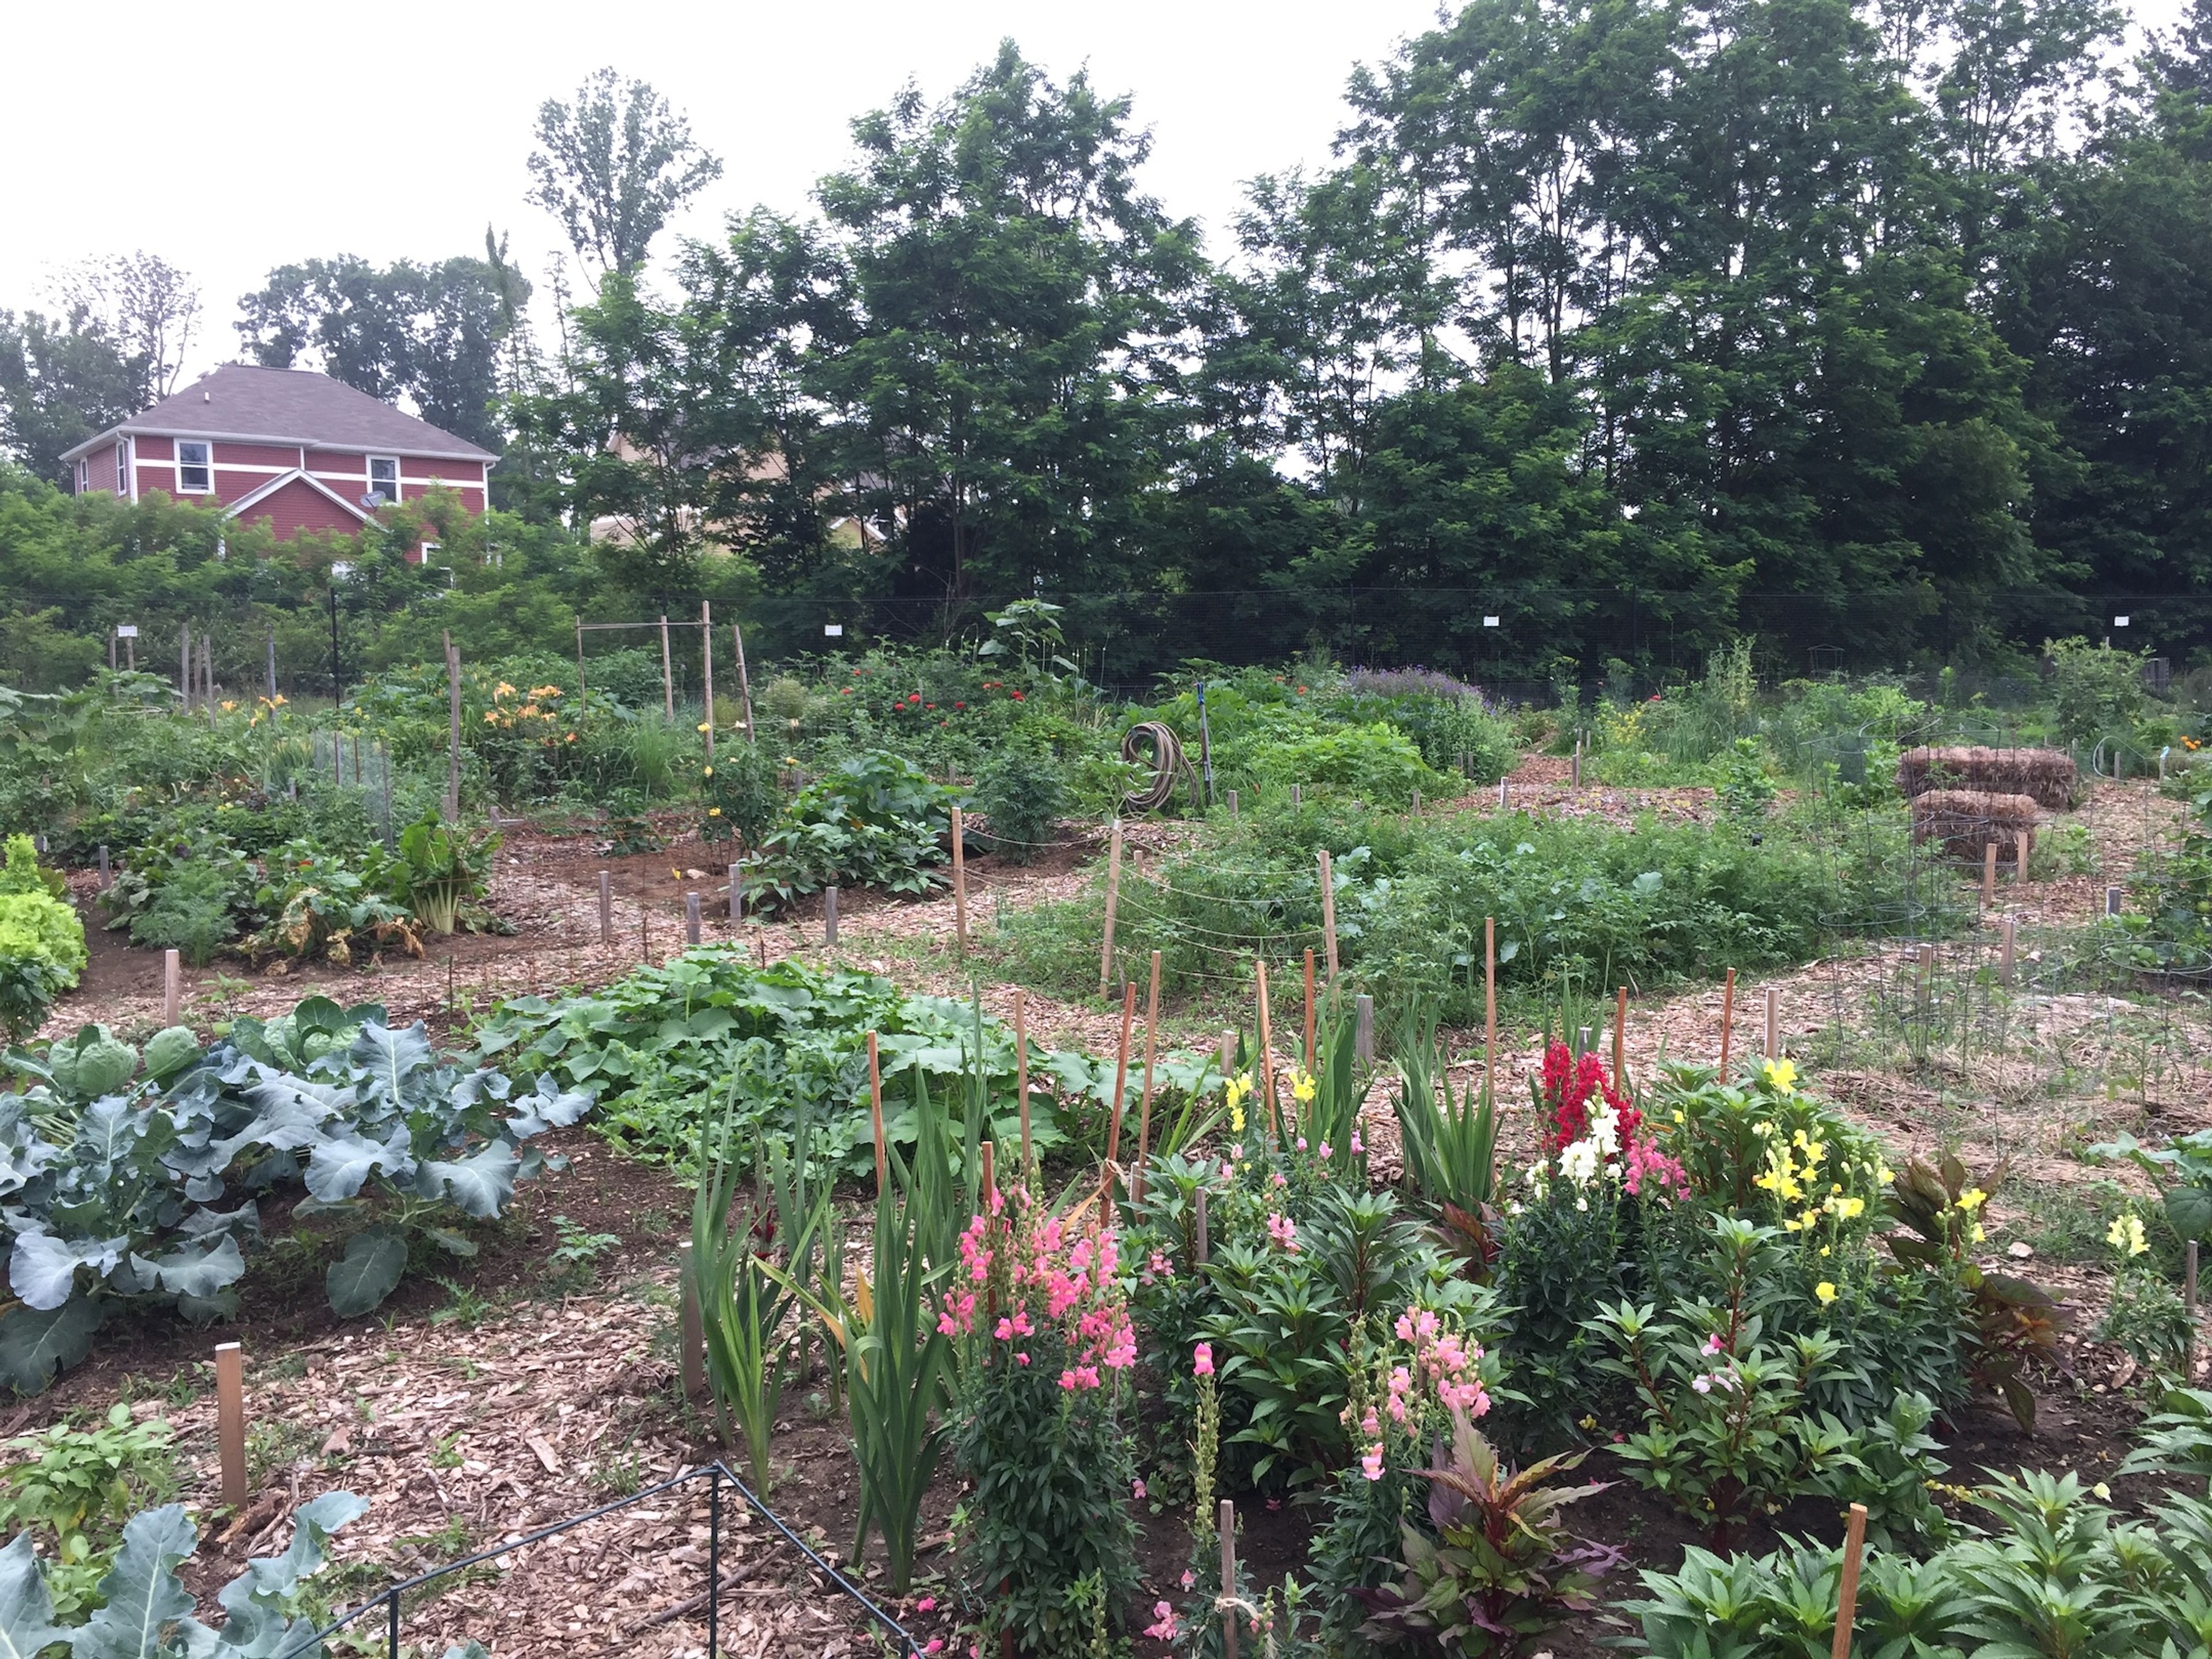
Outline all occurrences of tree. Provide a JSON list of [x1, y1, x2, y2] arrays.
[[526, 69, 724, 279], [0, 309, 140, 483], [51, 253, 200, 406], [236, 255, 517, 449]]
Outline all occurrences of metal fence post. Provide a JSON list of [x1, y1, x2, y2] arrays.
[[709, 1464, 722, 1659], [385, 1586, 400, 1659]]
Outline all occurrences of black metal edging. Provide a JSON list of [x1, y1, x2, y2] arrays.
[[270, 1460, 918, 1659]]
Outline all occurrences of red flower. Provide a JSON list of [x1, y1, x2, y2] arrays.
[[926, 703, 937, 710], [954, 701, 966, 709], [1537, 1042, 1637, 1156], [909, 692, 923, 703], [1010, 690, 1025, 700]]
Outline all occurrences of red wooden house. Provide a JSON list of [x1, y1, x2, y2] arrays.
[[62, 364, 495, 552]]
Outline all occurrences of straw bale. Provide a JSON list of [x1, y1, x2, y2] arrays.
[[1895, 746, 2075, 809], [1910, 788, 2040, 862]]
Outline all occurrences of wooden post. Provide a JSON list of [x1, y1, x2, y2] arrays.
[[575, 615, 587, 711], [1764, 986, 1779, 1060], [1830, 1503, 1869, 1659], [1291, 783, 1301, 808], [597, 870, 613, 945], [1226, 788, 1238, 821], [868, 1031, 886, 1193], [950, 805, 968, 956], [1220, 1029, 1237, 1076], [823, 885, 840, 947], [380, 746, 394, 848], [1319, 849, 1339, 983], [443, 632, 461, 823], [2016, 829, 2031, 881], [980, 1141, 997, 1229], [1484, 916, 1498, 1100], [731, 621, 755, 743], [700, 600, 714, 762], [1134, 950, 1162, 1202], [2001, 917, 2016, 985], [215, 1342, 247, 1508], [1220, 1501, 1240, 1659], [109, 627, 116, 674], [1098, 821, 1124, 997], [1107, 982, 1137, 1175], [97, 844, 109, 889], [1014, 989, 1032, 1178], [1302, 948, 1317, 1071], [641, 910, 650, 965], [658, 614, 674, 718], [684, 892, 702, 946], [1194, 1185, 1210, 1266], [162, 949, 181, 1028], [1411, 789, 1421, 815], [729, 863, 743, 923], [267, 626, 276, 700], [1720, 967, 1736, 1070], [2106, 885, 2124, 918], [2188, 1241, 2199, 1353], [680, 1253, 706, 1399], [180, 622, 191, 710], [1613, 986, 1628, 1090], [1983, 841, 1998, 907], [1572, 738, 1582, 787], [1355, 994, 1374, 1067], [1255, 959, 1277, 1135]]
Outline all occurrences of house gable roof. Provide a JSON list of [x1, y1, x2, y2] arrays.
[[221, 467, 374, 525], [61, 364, 498, 465]]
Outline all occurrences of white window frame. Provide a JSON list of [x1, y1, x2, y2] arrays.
[[75, 459, 87, 494], [368, 456, 400, 506], [115, 440, 129, 494], [176, 440, 213, 495], [418, 540, 442, 566]]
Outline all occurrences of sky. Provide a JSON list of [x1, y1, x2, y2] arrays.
[[2, 0, 1454, 382], [7, 0, 2188, 388]]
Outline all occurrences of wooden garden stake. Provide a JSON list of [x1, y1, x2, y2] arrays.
[[1255, 959, 1278, 1134], [1226, 788, 1238, 821], [1764, 987, 1779, 1060], [575, 615, 587, 711], [180, 622, 191, 710], [1099, 821, 1124, 995], [2188, 1241, 2200, 1358], [162, 949, 181, 1028], [1291, 783, 1301, 808], [1484, 916, 1498, 1099], [658, 614, 674, 717], [1302, 948, 1317, 1071], [443, 632, 462, 822], [1194, 1185, 1209, 1266], [731, 620, 755, 743], [1572, 737, 1582, 787], [640, 911, 650, 965], [1720, 968, 1737, 1070], [2016, 829, 2031, 881], [2107, 885, 2124, 918], [868, 1031, 886, 1193], [1107, 982, 1137, 1178], [823, 885, 839, 947], [729, 863, 743, 923], [980, 1139, 997, 1217], [684, 892, 702, 946], [2001, 917, 2017, 985], [1319, 849, 1339, 983], [1984, 841, 1998, 907], [1220, 1502, 1240, 1659], [1411, 789, 1421, 815], [951, 805, 968, 956], [1014, 989, 1032, 1179], [97, 844, 109, 889], [1355, 995, 1374, 1067], [679, 1252, 706, 1399], [597, 870, 613, 945], [1220, 1029, 1237, 1075], [1831, 1502, 1869, 1659], [215, 1342, 247, 1508], [1134, 951, 1162, 1203], [1613, 986, 1628, 1090], [699, 599, 714, 762]]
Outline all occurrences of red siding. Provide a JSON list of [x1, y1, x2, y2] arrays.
[[134, 435, 173, 460], [211, 441, 298, 470], [211, 470, 269, 506], [228, 478, 367, 540]]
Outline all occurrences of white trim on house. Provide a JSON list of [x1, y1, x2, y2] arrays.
[[116, 438, 130, 498], [75, 459, 87, 494], [175, 439, 214, 495], [59, 423, 494, 464], [367, 456, 400, 506]]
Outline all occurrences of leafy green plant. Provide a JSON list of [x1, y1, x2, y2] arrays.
[[545, 1215, 620, 1290], [0, 1488, 367, 1657], [0, 835, 87, 1035], [698, 744, 779, 846], [2094, 1207, 2193, 1372], [1392, 1013, 1499, 1272], [973, 743, 1071, 863], [1353, 1407, 1616, 1657], [742, 751, 959, 908], [391, 812, 500, 934], [0, 1403, 177, 1618], [1717, 737, 1777, 820], [2047, 637, 2149, 749]]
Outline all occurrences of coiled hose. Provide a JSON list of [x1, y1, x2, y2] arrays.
[[1120, 720, 1198, 815]]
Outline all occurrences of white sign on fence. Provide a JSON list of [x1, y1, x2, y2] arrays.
[[115, 625, 138, 638], [1482, 616, 1501, 628], [824, 623, 844, 637]]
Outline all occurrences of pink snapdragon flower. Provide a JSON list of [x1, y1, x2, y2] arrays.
[[1194, 1342, 1215, 1377]]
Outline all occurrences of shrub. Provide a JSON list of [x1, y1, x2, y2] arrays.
[[743, 751, 959, 907], [2047, 637, 2150, 748], [698, 743, 779, 846], [0, 835, 86, 1036], [0, 1403, 177, 1617], [974, 743, 1071, 863]]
